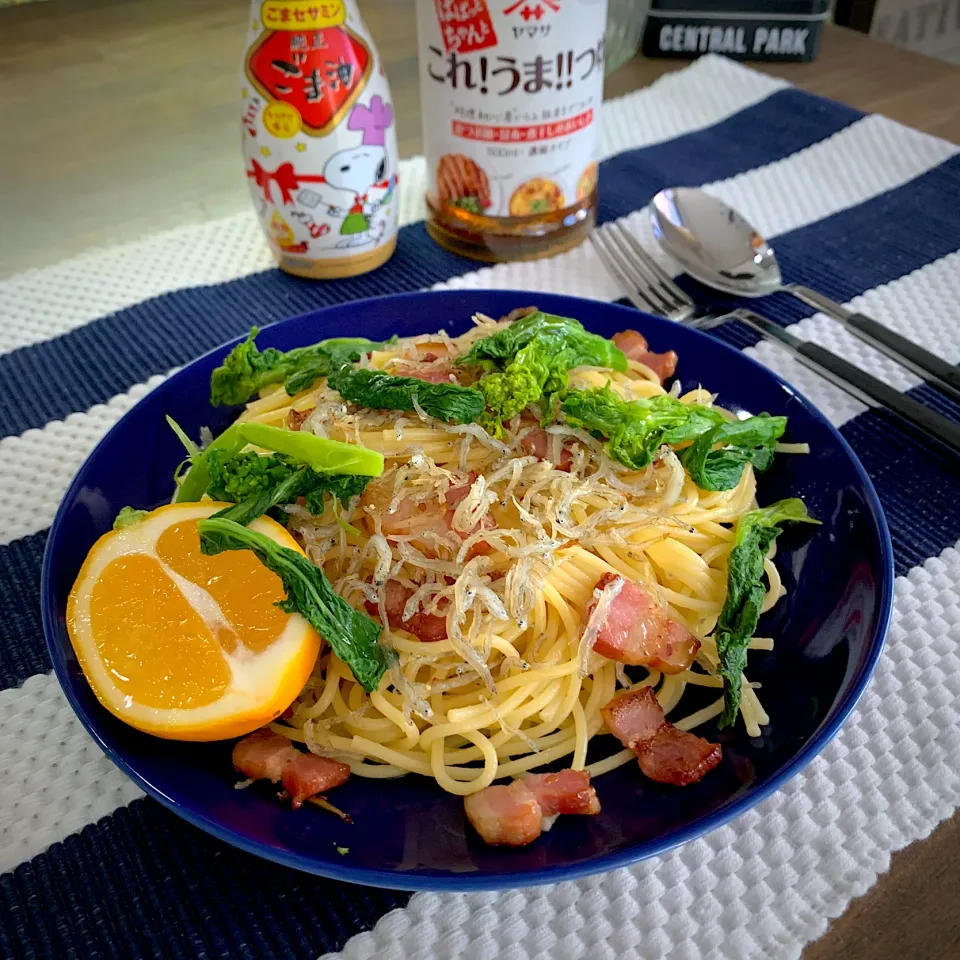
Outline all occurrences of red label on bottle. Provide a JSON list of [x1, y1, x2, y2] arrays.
[[433, 0, 498, 54], [246, 26, 372, 136]]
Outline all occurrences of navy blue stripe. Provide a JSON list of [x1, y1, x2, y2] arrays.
[[0, 798, 408, 960], [0, 531, 50, 689], [0, 88, 860, 441], [839, 385, 960, 576]]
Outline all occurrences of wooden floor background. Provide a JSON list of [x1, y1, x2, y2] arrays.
[[0, 2, 959, 957]]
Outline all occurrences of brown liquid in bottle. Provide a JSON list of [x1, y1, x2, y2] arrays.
[[415, 1, 606, 263], [425, 190, 596, 262]]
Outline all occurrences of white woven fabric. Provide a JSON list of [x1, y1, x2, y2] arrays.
[[1, 54, 959, 959]]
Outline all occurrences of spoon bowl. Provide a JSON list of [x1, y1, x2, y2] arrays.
[[650, 187, 783, 297], [649, 185, 960, 408]]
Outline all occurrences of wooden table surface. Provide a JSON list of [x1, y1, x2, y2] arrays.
[[1, 2, 959, 957]]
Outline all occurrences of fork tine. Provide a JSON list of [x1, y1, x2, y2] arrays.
[[589, 232, 667, 315], [612, 222, 695, 311], [592, 230, 676, 316]]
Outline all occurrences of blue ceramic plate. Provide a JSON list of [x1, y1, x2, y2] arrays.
[[42, 290, 893, 891]]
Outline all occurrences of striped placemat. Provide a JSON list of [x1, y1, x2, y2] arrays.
[[1, 55, 958, 960]]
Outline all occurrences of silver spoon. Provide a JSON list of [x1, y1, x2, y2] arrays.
[[650, 186, 960, 406]]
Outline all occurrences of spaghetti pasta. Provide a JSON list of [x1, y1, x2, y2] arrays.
[[231, 313, 793, 796]]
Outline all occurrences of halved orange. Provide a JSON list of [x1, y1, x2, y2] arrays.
[[66, 502, 321, 740]]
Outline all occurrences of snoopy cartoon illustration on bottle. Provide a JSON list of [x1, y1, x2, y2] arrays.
[[322, 98, 396, 249], [240, 0, 399, 279]]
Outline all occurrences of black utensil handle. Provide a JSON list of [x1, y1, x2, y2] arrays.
[[788, 285, 960, 405], [845, 312, 960, 403], [797, 341, 960, 454]]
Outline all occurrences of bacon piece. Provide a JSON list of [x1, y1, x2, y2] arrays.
[[233, 729, 299, 783], [464, 770, 600, 847], [613, 329, 679, 384], [519, 426, 573, 471], [444, 474, 476, 507], [600, 686, 666, 750], [636, 725, 722, 787], [281, 753, 351, 810], [232, 729, 352, 808], [647, 620, 700, 675], [586, 573, 699, 673], [601, 687, 721, 787], [393, 359, 457, 384], [523, 770, 600, 817], [464, 779, 542, 847], [588, 572, 668, 665], [500, 306, 538, 324], [286, 407, 313, 431], [365, 579, 448, 642], [613, 329, 649, 357]]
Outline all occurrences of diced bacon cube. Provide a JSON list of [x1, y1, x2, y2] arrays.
[[647, 620, 700, 675], [601, 687, 666, 750], [232, 729, 299, 783], [586, 573, 699, 673], [232, 729, 352, 809], [613, 329, 679, 383], [588, 573, 668, 665], [636, 725, 722, 787], [366, 579, 448, 643], [600, 687, 722, 787], [464, 779, 542, 847], [524, 770, 600, 816], [281, 753, 351, 810]]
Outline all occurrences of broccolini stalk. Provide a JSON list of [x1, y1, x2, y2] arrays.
[[170, 418, 383, 503]]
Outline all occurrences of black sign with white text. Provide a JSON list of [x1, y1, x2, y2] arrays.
[[642, 0, 830, 61]]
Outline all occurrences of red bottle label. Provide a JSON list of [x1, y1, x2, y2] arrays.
[[246, 26, 372, 136], [433, 1, 499, 54]]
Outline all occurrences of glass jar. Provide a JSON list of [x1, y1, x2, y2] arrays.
[[605, 0, 648, 73]]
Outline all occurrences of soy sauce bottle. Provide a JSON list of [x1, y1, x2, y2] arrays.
[[416, 0, 607, 262]]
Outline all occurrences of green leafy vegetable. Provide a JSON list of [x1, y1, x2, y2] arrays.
[[715, 499, 819, 728], [198, 517, 390, 692], [170, 418, 383, 503], [113, 506, 148, 530], [561, 386, 786, 488], [459, 311, 628, 430], [211, 464, 310, 527], [452, 197, 482, 214], [679, 414, 787, 492], [328, 367, 485, 424], [210, 327, 386, 406], [561, 386, 726, 471], [207, 450, 370, 526]]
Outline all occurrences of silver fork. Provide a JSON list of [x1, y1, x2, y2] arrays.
[[590, 221, 960, 455], [590, 222, 696, 323]]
